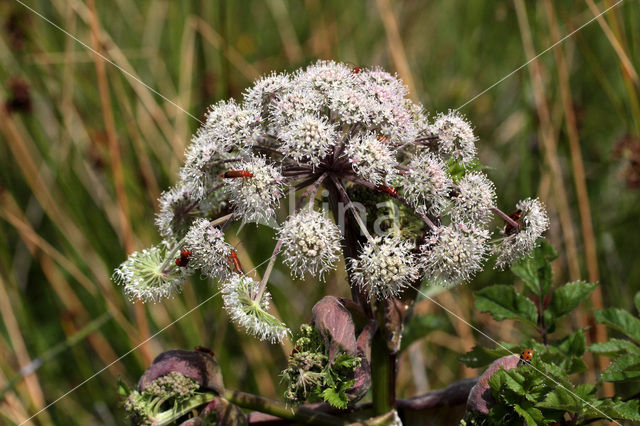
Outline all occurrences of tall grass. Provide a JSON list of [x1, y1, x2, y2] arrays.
[[0, 0, 638, 424]]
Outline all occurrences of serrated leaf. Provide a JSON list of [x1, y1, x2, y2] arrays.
[[600, 354, 640, 382], [400, 313, 451, 352], [510, 240, 557, 296], [548, 281, 597, 319], [565, 357, 588, 375], [475, 285, 537, 325], [595, 308, 640, 345], [555, 329, 587, 358], [513, 403, 544, 426], [581, 399, 640, 422], [319, 381, 351, 409], [537, 386, 581, 412], [459, 344, 515, 368], [589, 339, 640, 356]]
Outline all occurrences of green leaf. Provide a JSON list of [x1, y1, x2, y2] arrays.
[[537, 386, 581, 412], [475, 285, 537, 325], [319, 381, 351, 409], [555, 329, 586, 358], [400, 313, 452, 352], [636, 292, 640, 316], [510, 240, 557, 296], [459, 344, 515, 368], [548, 281, 597, 319], [581, 399, 640, 422], [589, 339, 640, 356], [601, 354, 640, 382], [513, 403, 544, 426], [117, 377, 131, 397], [595, 308, 640, 345]]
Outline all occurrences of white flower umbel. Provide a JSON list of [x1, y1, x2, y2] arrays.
[[113, 244, 187, 303], [204, 99, 261, 149], [328, 86, 376, 126], [221, 274, 290, 343], [279, 210, 341, 279], [429, 110, 477, 165], [243, 72, 291, 114], [402, 152, 452, 216], [344, 133, 397, 185], [279, 115, 337, 166], [297, 60, 353, 95], [451, 172, 496, 225], [350, 235, 419, 300], [269, 88, 322, 127], [179, 127, 237, 192], [155, 183, 203, 240], [494, 198, 550, 268], [422, 223, 489, 286], [223, 156, 285, 224], [184, 218, 233, 279]]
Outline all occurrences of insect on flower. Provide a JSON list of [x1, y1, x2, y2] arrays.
[[375, 184, 398, 196], [175, 249, 192, 267], [229, 250, 243, 274], [220, 170, 254, 179], [519, 348, 533, 365], [504, 209, 522, 236], [352, 66, 363, 74]]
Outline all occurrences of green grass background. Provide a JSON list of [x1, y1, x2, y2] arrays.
[[0, 0, 638, 424]]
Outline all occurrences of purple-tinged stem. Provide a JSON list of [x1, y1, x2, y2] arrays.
[[491, 206, 519, 229]]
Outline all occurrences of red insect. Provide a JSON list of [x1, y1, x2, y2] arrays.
[[376, 135, 389, 142], [175, 249, 192, 267], [352, 66, 363, 74], [229, 250, 243, 274], [375, 184, 398, 196], [220, 170, 254, 179], [520, 349, 533, 363], [504, 209, 522, 236]]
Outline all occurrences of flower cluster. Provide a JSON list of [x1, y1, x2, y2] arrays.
[[124, 372, 200, 425], [279, 209, 341, 279], [113, 60, 550, 344]]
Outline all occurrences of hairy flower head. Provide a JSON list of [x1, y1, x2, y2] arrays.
[[184, 218, 233, 279], [344, 133, 397, 185], [279, 209, 341, 279], [402, 152, 452, 215], [451, 172, 496, 225], [221, 274, 290, 343], [350, 235, 419, 299], [113, 244, 187, 302], [429, 110, 477, 165], [494, 198, 549, 268], [279, 115, 337, 166], [422, 223, 489, 286], [223, 156, 284, 224]]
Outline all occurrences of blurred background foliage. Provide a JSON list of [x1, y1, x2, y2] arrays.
[[0, 0, 638, 424]]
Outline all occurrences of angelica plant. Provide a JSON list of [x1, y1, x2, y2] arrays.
[[114, 61, 551, 422]]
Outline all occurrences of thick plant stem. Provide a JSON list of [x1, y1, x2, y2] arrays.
[[225, 390, 345, 425], [371, 302, 396, 416], [326, 178, 372, 317]]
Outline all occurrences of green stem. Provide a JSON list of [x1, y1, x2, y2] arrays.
[[224, 390, 345, 425], [371, 303, 395, 416], [152, 392, 217, 426]]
